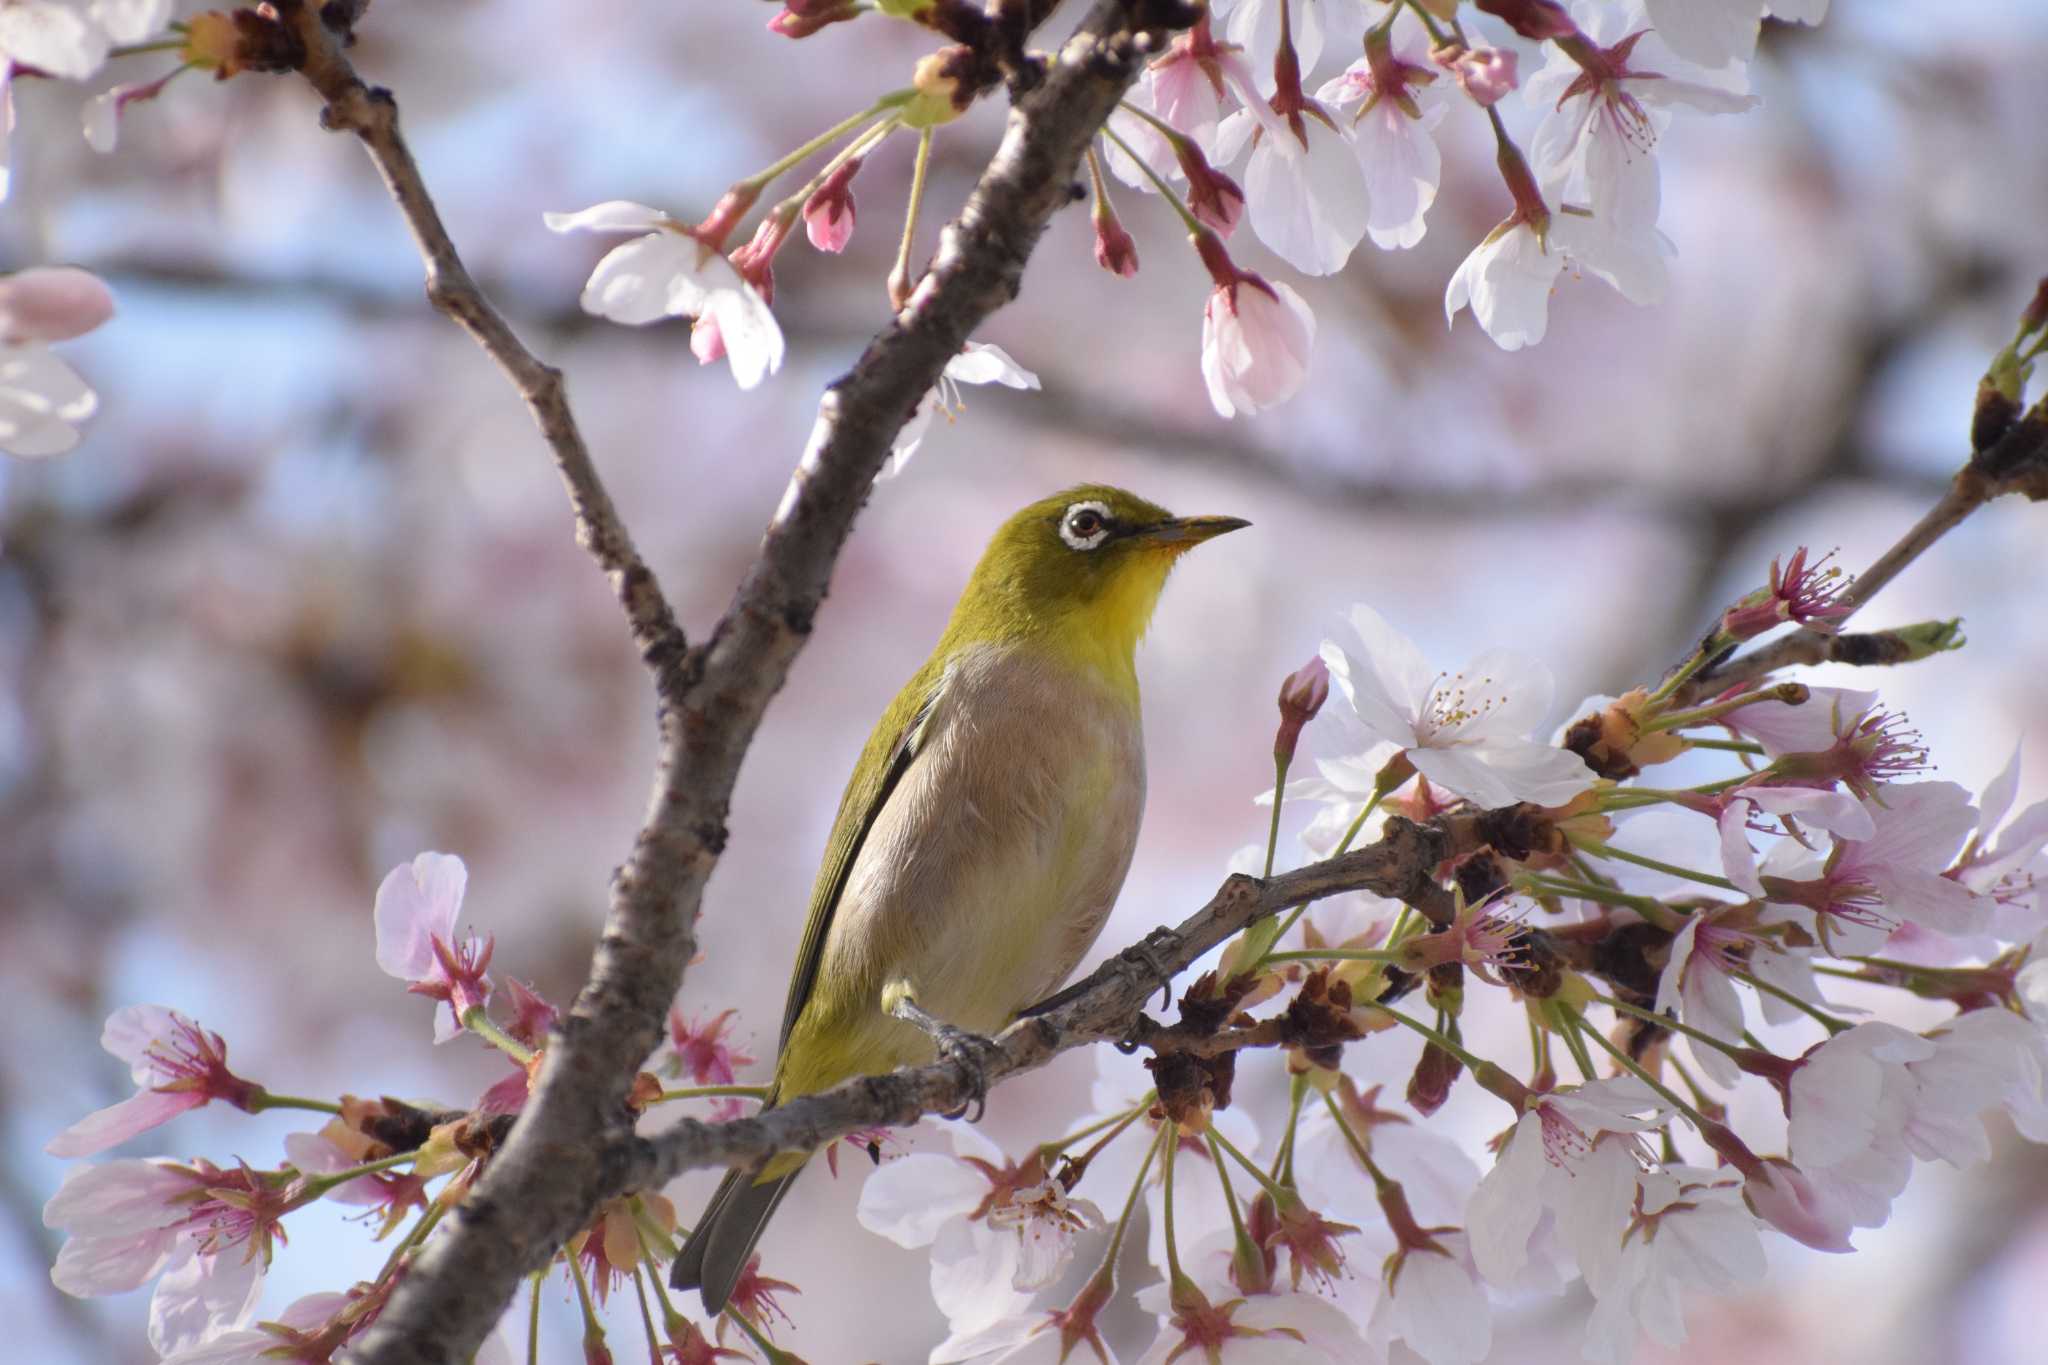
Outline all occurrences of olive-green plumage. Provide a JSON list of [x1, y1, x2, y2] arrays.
[[671, 485, 1246, 1312]]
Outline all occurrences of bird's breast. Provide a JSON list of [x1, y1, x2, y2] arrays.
[[832, 640, 1146, 1037]]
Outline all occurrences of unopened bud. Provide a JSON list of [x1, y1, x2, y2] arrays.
[[1092, 200, 1139, 279], [1273, 656, 1329, 764], [2021, 276, 2048, 338], [804, 158, 862, 253], [1435, 42, 1519, 106], [768, 0, 861, 38]]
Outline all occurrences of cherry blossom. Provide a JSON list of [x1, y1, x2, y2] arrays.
[[1901, 1008, 2047, 1166], [0, 265, 113, 456], [1370, 1232, 1492, 1365], [930, 1275, 1117, 1365], [1656, 904, 1833, 1084], [372, 850, 493, 1043], [1762, 782, 1987, 956], [1465, 1077, 1668, 1291], [43, 1159, 267, 1356], [1200, 268, 1314, 419], [1950, 747, 2048, 941], [1443, 208, 1666, 351], [857, 1123, 1099, 1331], [1718, 546, 1854, 640], [1523, 1, 1757, 248], [544, 200, 784, 390], [884, 341, 1040, 478], [47, 1004, 262, 1157], [1133, 1276, 1366, 1365], [1137, 16, 1269, 160], [1318, 603, 1595, 809], [0, 2, 111, 84], [1216, 101, 1368, 277], [1315, 10, 1449, 250], [1708, 782, 1874, 896], [1579, 1167, 1766, 1364]]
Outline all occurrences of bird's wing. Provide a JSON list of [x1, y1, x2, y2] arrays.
[[776, 661, 948, 1051]]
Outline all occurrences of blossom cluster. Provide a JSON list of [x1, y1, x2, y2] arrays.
[[40, 536, 2048, 1363], [534, 0, 1822, 435], [0, 1, 1835, 467], [820, 554, 2048, 1365]]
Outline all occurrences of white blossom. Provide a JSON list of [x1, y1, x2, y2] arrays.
[[884, 342, 1039, 479], [1318, 603, 1595, 808], [544, 201, 784, 390]]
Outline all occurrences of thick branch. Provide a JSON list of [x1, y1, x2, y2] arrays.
[[309, 2, 1178, 1360], [621, 808, 1526, 1188]]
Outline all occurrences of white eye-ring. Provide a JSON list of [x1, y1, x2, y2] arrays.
[[1059, 500, 1114, 551]]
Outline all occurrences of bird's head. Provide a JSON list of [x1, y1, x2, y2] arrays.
[[947, 484, 1249, 666]]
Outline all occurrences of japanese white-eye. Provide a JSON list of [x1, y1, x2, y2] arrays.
[[671, 484, 1248, 1311]]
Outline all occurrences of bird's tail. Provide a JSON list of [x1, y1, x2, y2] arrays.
[[669, 1163, 805, 1313]]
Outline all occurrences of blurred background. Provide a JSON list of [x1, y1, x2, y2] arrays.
[[5, 0, 2048, 1360]]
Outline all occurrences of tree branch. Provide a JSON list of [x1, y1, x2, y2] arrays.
[[289, 1, 1183, 1359], [620, 807, 1528, 1190], [281, 3, 688, 699]]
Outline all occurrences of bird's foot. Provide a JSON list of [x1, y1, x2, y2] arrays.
[[1121, 928, 1182, 1009], [890, 994, 1005, 1122]]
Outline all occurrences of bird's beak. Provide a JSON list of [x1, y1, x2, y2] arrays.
[[1130, 515, 1251, 549]]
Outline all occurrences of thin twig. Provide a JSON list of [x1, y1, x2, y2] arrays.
[[620, 808, 1525, 1190], [283, 5, 688, 698]]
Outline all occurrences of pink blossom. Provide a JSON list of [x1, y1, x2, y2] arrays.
[[48, 1005, 263, 1157], [1523, 1, 1758, 241], [0, 266, 114, 344], [1197, 237, 1314, 420], [1316, 10, 1449, 250], [43, 1159, 270, 1354], [1762, 782, 1987, 955], [664, 1006, 754, 1120], [1719, 546, 1854, 640], [1580, 1167, 1765, 1364], [1436, 43, 1519, 106], [372, 851, 493, 1043], [1466, 1077, 1666, 1290]]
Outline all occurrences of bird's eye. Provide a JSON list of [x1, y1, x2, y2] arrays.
[[1059, 502, 1114, 551]]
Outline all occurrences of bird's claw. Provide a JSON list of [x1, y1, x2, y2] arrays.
[[932, 1025, 1005, 1122], [1123, 930, 1179, 1009], [892, 994, 1005, 1122]]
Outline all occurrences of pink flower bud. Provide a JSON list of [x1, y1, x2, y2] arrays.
[[1718, 546, 1852, 641], [1435, 43, 1519, 106], [0, 267, 114, 345], [803, 157, 861, 253], [1092, 203, 1139, 278], [1273, 655, 1328, 764], [768, 0, 860, 38]]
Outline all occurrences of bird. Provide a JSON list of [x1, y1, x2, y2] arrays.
[[670, 484, 1248, 1313]]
